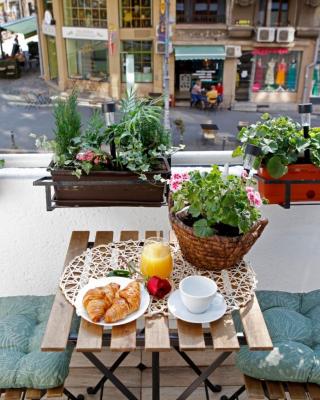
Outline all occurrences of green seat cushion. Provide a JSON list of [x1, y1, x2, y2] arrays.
[[235, 290, 320, 385], [0, 296, 78, 389]]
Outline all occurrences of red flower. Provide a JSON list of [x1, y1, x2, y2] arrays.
[[146, 276, 172, 299]]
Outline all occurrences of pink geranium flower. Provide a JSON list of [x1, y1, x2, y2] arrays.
[[254, 192, 262, 207], [94, 157, 101, 165], [246, 186, 254, 193], [172, 173, 182, 180], [84, 150, 95, 162], [170, 180, 182, 192]]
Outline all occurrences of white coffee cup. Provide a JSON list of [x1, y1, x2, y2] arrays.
[[179, 275, 217, 314]]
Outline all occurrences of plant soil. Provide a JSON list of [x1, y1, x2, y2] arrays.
[[179, 213, 241, 237]]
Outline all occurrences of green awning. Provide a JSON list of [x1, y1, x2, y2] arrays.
[[0, 16, 37, 38], [174, 45, 226, 60]]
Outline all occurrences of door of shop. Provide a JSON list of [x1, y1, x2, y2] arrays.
[[174, 45, 226, 103], [235, 51, 253, 101]]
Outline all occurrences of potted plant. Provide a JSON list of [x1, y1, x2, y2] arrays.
[[38, 91, 175, 207], [169, 166, 268, 270], [233, 113, 320, 204]]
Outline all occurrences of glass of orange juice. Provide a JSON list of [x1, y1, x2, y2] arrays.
[[140, 237, 173, 279]]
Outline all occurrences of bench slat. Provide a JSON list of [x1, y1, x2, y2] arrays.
[[240, 294, 273, 350], [145, 315, 170, 351], [41, 231, 89, 351], [287, 383, 307, 400], [111, 320, 137, 351], [25, 389, 43, 400], [120, 231, 139, 241], [76, 231, 114, 352], [46, 386, 64, 398], [145, 231, 163, 239], [210, 314, 240, 351], [307, 384, 320, 400], [4, 390, 23, 400], [265, 381, 285, 399], [177, 319, 205, 350], [244, 375, 265, 399]]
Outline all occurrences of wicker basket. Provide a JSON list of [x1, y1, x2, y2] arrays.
[[169, 208, 268, 271]]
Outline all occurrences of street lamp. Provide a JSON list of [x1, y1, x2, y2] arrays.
[[298, 103, 312, 162], [243, 143, 262, 174]]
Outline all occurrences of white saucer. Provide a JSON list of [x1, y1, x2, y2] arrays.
[[168, 290, 227, 324]]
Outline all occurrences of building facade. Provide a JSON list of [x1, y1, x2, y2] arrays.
[[0, 0, 35, 22], [37, 0, 320, 107]]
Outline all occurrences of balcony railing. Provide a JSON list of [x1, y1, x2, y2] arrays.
[[176, 13, 226, 24]]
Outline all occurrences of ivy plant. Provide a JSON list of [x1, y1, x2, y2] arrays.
[[232, 113, 319, 178]]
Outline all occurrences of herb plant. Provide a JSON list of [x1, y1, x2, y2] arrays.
[[53, 91, 81, 165], [107, 91, 172, 179], [233, 113, 320, 178], [171, 166, 264, 238]]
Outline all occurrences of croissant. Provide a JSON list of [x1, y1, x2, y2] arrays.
[[104, 281, 141, 323], [83, 283, 120, 322]]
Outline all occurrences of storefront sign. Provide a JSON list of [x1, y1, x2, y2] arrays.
[[62, 27, 108, 41], [42, 21, 56, 37]]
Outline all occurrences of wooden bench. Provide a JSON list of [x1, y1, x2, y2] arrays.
[[0, 386, 65, 400], [243, 375, 320, 400]]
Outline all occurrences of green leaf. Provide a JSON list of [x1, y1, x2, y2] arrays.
[[81, 161, 92, 175], [266, 156, 288, 179], [0, 159, 4, 168], [188, 204, 201, 218], [261, 113, 270, 121], [232, 146, 243, 158], [193, 219, 214, 238]]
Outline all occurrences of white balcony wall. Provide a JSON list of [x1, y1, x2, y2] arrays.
[[0, 153, 319, 296]]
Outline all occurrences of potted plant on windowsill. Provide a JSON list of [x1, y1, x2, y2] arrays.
[[36, 91, 174, 207], [233, 113, 320, 205], [169, 166, 268, 270]]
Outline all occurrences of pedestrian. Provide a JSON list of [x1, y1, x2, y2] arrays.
[[191, 79, 205, 108], [11, 35, 20, 57], [216, 82, 224, 105]]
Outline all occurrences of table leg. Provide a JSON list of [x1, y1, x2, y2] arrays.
[[152, 352, 160, 400], [83, 352, 138, 400], [176, 351, 232, 400], [220, 385, 246, 400], [174, 346, 222, 393]]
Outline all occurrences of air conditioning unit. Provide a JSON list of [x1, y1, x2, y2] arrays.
[[276, 27, 295, 43], [156, 42, 173, 54], [256, 27, 276, 42], [226, 45, 242, 58]]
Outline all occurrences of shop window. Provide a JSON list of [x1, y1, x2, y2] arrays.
[[63, 0, 107, 28], [176, 0, 226, 24], [120, 40, 152, 82], [252, 51, 301, 93], [66, 39, 108, 81], [120, 0, 152, 28]]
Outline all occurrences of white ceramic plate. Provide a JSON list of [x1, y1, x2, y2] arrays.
[[168, 290, 227, 324], [75, 277, 150, 327]]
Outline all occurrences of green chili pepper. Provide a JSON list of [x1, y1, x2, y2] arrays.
[[107, 269, 131, 278]]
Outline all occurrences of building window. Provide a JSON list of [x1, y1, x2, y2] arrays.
[[257, 0, 289, 27], [176, 0, 226, 24], [270, 0, 289, 27], [63, 0, 107, 28], [252, 51, 301, 93], [120, 0, 152, 28], [66, 39, 108, 81], [121, 41, 152, 82]]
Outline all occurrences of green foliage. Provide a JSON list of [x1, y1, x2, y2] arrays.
[[233, 114, 320, 178], [171, 166, 262, 238], [108, 90, 172, 174], [53, 91, 81, 163], [0, 159, 4, 168], [72, 110, 105, 151]]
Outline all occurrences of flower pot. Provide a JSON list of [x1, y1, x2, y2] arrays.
[[169, 210, 268, 271], [50, 160, 170, 207], [257, 164, 320, 205]]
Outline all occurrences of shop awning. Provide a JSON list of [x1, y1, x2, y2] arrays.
[[0, 16, 37, 38], [174, 45, 226, 60]]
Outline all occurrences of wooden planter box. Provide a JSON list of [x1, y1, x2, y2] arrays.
[[50, 160, 170, 207], [257, 164, 320, 205]]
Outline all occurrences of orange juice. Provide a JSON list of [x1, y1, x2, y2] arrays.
[[140, 241, 173, 279]]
